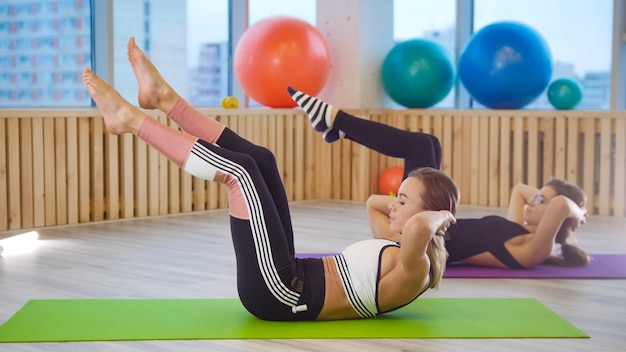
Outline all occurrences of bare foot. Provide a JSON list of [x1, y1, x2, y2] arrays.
[[82, 67, 145, 135], [127, 37, 179, 112]]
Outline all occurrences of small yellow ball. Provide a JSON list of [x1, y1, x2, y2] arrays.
[[221, 96, 239, 109]]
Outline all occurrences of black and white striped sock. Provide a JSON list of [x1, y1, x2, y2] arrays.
[[287, 86, 334, 132]]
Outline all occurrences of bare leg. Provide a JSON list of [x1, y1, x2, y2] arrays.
[[82, 67, 145, 135], [127, 36, 226, 144], [83, 67, 196, 167], [125, 37, 294, 246], [126, 37, 179, 113]]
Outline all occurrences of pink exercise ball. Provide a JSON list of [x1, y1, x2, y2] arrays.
[[234, 16, 331, 108]]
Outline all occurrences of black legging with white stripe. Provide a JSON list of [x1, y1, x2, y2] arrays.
[[188, 130, 325, 321]]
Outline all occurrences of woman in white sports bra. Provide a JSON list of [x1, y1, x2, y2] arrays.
[[82, 37, 458, 321], [318, 167, 459, 320]]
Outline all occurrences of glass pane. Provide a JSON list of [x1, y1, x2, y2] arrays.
[[113, 0, 229, 107], [248, 0, 315, 25], [474, 0, 612, 110], [392, 0, 457, 108], [0, 0, 92, 107]]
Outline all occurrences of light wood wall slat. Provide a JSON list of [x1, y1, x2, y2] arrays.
[[582, 119, 596, 212], [78, 118, 91, 222], [614, 119, 626, 217], [512, 117, 524, 186], [284, 114, 295, 201], [92, 118, 105, 221], [542, 118, 555, 184], [460, 116, 472, 205], [469, 115, 479, 205], [441, 115, 453, 182], [499, 117, 511, 207], [554, 116, 567, 180], [7, 119, 20, 229], [598, 118, 613, 216], [43, 119, 57, 225], [20, 119, 34, 229], [107, 134, 120, 219], [0, 118, 7, 230], [477, 116, 489, 206], [54, 119, 67, 225], [135, 137, 148, 217], [488, 116, 500, 207], [66, 118, 80, 225], [566, 116, 580, 185], [120, 134, 135, 218], [294, 115, 304, 201], [146, 118, 160, 216], [451, 116, 464, 202], [304, 117, 316, 200], [2, 109, 626, 232], [31, 118, 45, 228], [527, 117, 539, 186]]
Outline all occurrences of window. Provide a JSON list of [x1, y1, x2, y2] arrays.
[[0, 0, 92, 107], [112, 0, 229, 107], [474, 0, 612, 110], [248, 0, 315, 25], [0, 1, 620, 110]]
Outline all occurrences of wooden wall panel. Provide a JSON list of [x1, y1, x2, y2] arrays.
[[1, 108, 626, 232]]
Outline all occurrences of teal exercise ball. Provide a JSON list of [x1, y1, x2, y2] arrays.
[[547, 78, 583, 110], [381, 39, 455, 108], [459, 21, 553, 109]]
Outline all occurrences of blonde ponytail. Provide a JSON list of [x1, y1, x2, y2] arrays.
[[426, 235, 448, 289]]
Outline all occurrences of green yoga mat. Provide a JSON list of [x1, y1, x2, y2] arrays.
[[0, 298, 587, 342]]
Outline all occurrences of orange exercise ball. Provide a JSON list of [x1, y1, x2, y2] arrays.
[[379, 167, 404, 196], [234, 16, 330, 108]]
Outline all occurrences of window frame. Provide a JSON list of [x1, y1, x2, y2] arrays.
[[77, 0, 626, 111]]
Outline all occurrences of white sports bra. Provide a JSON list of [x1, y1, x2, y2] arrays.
[[333, 238, 399, 318]]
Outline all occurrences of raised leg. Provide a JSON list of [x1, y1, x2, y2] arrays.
[[127, 37, 295, 247], [288, 87, 441, 175], [83, 67, 306, 320]]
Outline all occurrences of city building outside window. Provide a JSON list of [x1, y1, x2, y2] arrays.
[[112, 0, 229, 107], [0, 0, 92, 107]]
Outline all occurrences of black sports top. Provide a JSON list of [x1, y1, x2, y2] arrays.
[[445, 215, 529, 269]]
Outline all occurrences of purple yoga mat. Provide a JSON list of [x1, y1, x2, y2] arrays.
[[444, 254, 626, 279], [295, 253, 626, 279]]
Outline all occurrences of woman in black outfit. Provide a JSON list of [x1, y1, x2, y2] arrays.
[[289, 87, 589, 269]]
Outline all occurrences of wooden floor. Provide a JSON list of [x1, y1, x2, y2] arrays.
[[1, 200, 625, 352]]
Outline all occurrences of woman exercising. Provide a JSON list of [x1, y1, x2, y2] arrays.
[[82, 37, 458, 321], [288, 88, 589, 269]]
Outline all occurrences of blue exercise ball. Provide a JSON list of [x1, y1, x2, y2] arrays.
[[381, 39, 455, 108], [547, 78, 583, 110], [459, 21, 553, 109]]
